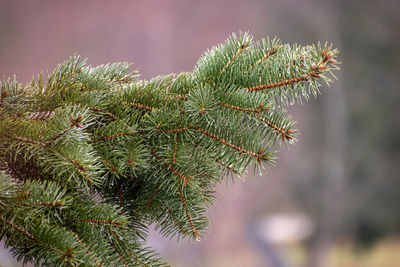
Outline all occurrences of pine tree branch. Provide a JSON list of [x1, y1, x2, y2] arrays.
[[0, 32, 339, 266], [2, 134, 47, 147]]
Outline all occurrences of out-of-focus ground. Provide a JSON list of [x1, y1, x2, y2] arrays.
[[0, 0, 399, 266]]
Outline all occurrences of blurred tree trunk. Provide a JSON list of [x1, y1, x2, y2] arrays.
[[307, 4, 347, 267]]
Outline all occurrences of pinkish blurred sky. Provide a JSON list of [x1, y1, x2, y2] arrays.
[[0, 0, 338, 82]]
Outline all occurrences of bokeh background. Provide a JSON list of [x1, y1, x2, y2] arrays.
[[0, 0, 399, 266]]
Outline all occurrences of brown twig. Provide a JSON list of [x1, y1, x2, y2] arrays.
[[68, 228, 104, 267], [247, 45, 281, 71], [256, 114, 294, 141], [65, 217, 122, 226], [2, 134, 46, 147], [246, 69, 318, 92], [221, 41, 248, 73], [194, 127, 263, 159], [219, 102, 268, 113], [149, 148, 193, 185], [179, 188, 200, 239], [124, 101, 157, 111], [145, 184, 161, 209]]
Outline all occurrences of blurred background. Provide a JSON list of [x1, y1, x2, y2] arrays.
[[0, 0, 399, 266]]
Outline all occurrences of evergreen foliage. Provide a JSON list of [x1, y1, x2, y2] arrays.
[[0, 32, 338, 266]]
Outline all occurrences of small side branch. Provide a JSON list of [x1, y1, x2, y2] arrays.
[[172, 134, 178, 164], [194, 127, 263, 159], [107, 238, 129, 267], [2, 134, 46, 147], [145, 184, 161, 209], [215, 158, 240, 175], [138, 125, 192, 134], [246, 70, 318, 92], [94, 132, 126, 142], [68, 228, 104, 267], [76, 169, 96, 185], [1, 217, 75, 266], [221, 41, 248, 73], [48, 115, 84, 143], [86, 106, 118, 120], [248, 45, 281, 71], [76, 104, 134, 132], [165, 125, 192, 133], [104, 226, 130, 267], [160, 199, 186, 234], [65, 217, 122, 226], [123, 101, 158, 111], [165, 95, 188, 101], [256, 114, 294, 141], [169, 165, 193, 186], [149, 149, 193, 185], [55, 149, 96, 185], [2, 217, 35, 240], [15, 200, 63, 208], [179, 188, 200, 239], [219, 102, 268, 113], [106, 75, 132, 85], [72, 159, 88, 171]]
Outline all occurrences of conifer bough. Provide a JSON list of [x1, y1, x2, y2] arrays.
[[0, 32, 339, 266]]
